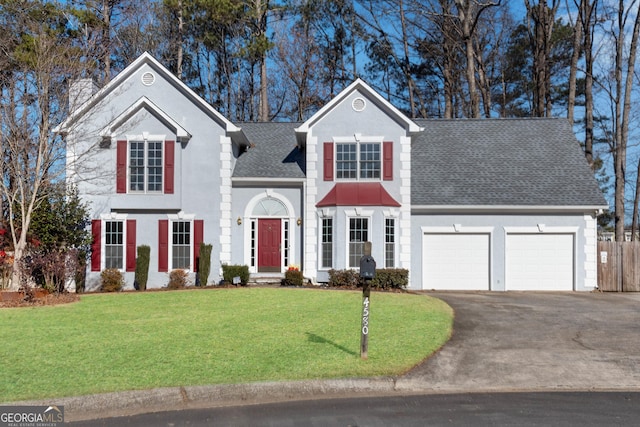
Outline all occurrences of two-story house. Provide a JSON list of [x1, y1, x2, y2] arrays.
[[58, 53, 607, 292]]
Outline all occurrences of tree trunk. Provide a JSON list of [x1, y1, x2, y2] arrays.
[[102, 0, 112, 83], [525, 0, 559, 117], [582, 0, 596, 166], [177, 0, 184, 80], [455, 0, 480, 118], [256, 0, 270, 122], [614, 0, 640, 241], [567, 0, 583, 125]]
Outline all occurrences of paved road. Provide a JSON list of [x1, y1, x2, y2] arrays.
[[68, 392, 640, 426]]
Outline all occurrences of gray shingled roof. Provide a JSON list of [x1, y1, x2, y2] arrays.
[[232, 122, 305, 179], [232, 118, 607, 208], [411, 118, 607, 207]]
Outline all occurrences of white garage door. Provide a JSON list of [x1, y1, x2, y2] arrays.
[[506, 234, 574, 291], [423, 233, 490, 290]]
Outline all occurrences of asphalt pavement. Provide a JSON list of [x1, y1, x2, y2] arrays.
[[10, 291, 640, 422]]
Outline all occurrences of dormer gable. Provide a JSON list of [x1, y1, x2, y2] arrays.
[[55, 52, 240, 136], [100, 96, 192, 143], [294, 78, 423, 147]]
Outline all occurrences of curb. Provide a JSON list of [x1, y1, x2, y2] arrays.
[[10, 378, 400, 422]]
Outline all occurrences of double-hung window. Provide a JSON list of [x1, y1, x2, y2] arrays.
[[129, 140, 163, 192], [321, 218, 333, 269], [336, 142, 380, 180], [172, 221, 191, 269], [349, 218, 369, 268], [104, 220, 124, 269], [385, 218, 395, 268], [91, 216, 136, 273]]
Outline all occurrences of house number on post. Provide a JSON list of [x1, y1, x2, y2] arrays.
[[359, 242, 376, 360]]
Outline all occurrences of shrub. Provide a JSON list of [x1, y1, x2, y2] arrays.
[[282, 266, 304, 287], [197, 243, 212, 286], [328, 269, 361, 288], [134, 245, 150, 291], [327, 268, 409, 290], [167, 269, 189, 289], [23, 249, 80, 293], [75, 251, 87, 293], [371, 268, 409, 290], [221, 264, 249, 285], [100, 268, 123, 292]]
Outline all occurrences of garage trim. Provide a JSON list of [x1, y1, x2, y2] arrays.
[[504, 226, 578, 291]]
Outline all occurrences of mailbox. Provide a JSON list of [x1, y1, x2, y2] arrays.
[[360, 255, 376, 280]]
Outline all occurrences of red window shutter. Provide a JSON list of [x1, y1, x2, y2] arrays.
[[164, 140, 175, 194], [91, 220, 101, 272], [383, 141, 393, 181], [126, 220, 137, 272], [116, 140, 127, 193], [193, 220, 204, 272], [158, 220, 169, 272], [323, 142, 334, 181]]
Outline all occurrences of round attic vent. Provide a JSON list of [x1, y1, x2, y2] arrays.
[[141, 72, 156, 86], [352, 97, 366, 112]]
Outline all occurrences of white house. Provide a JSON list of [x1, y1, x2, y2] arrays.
[[57, 53, 607, 291]]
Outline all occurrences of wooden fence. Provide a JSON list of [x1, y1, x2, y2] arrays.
[[597, 241, 640, 292]]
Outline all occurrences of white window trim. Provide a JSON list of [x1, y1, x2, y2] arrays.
[[383, 210, 399, 268], [317, 209, 336, 271], [100, 213, 128, 272], [384, 217, 397, 269], [167, 212, 195, 271], [333, 135, 384, 182], [126, 133, 167, 194]]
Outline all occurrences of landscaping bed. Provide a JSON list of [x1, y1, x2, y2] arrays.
[[0, 290, 79, 308]]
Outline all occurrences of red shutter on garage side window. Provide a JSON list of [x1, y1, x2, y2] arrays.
[[158, 220, 168, 272], [193, 220, 204, 272], [383, 141, 393, 181], [91, 220, 101, 272], [164, 140, 175, 194], [116, 140, 127, 193], [126, 220, 137, 272], [323, 142, 334, 181]]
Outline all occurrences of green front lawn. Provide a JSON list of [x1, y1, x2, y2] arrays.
[[0, 288, 452, 402]]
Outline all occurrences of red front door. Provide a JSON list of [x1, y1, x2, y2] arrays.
[[258, 219, 281, 272]]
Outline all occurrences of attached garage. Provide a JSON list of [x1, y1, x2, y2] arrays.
[[505, 233, 575, 291], [422, 233, 490, 290]]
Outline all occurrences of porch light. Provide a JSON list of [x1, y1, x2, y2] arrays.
[[237, 217, 242, 226], [297, 217, 302, 226]]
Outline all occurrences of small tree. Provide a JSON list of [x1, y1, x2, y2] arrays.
[[23, 184, 91, 292], [0, 2, 89, 289], [197, 243, 212, 286], [134, 245, 150, 291]]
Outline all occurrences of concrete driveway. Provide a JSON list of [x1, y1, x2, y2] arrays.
[[398, 292, 640, 393]]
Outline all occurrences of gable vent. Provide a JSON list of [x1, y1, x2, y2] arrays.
[[141, 72, 156, 86], [352, 97, 366, 112]]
